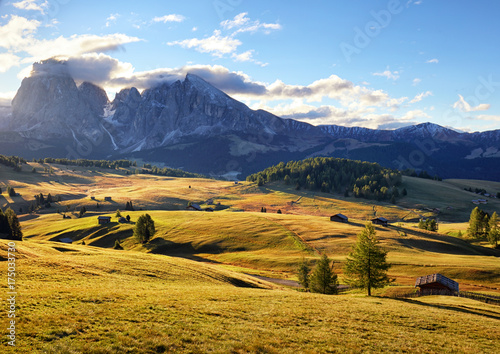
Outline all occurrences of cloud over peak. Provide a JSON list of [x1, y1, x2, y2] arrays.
[[453, 94, 490, 112]]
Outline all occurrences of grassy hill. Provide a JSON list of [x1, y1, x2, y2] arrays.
[[1, 161, 500, 351], [1, 239, 499, 353], [21, 210, 500, 293]]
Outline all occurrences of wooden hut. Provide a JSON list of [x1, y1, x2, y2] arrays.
[[186, 203, 202, 211], [98, 216, 112, 225], [330, 214, 348, 223], [371, 217, 388, 226], [415, 273, 459, 295]]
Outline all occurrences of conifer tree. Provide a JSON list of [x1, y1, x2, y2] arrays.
[[4, 208, 22, 240], [343, 223, 391, 296], [309, 254, 338, 294], [297, 259, 311, 290], [134, 214, 155, 244], [488, 212, 499, 248], [468, 207, 484, 238]]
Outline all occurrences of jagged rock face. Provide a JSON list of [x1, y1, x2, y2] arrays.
[[110, 74, 326, 150], [78, 81, 109, 117], [10, 68, 109, 143]]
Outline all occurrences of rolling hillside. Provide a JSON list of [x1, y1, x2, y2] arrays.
[[1, 161, 500, 352], [1, 239, 499, 353]]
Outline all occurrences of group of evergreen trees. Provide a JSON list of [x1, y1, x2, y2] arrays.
[[0, 155, 26, 170], [401, 168, 442, 181], [418, 219, 438, 232], [298, 223, 391, 296], [35, 157, 135, 169], [0, 208, 22, 240], [468, 207, 499, 247], [247, 157, 403, 202]]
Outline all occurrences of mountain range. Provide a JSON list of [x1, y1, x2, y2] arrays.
[[0, 59, 499, 181]]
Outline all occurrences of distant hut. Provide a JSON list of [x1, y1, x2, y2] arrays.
[[330, 214, 348, 223], [98, 216, 112, 225], [104, 197, 112, 202], [118, 217, 128, 223], [206, 199, 214, 205], [186, 203, 202, 211], [204, 207, 214, 212], [415, 273, 459, 295], [371, 217, 388, 227]]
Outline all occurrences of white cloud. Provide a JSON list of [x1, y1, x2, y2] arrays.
[[106, 13, 120, 27], [168, 13, 280, 64], [426, 58, 439, 64], [220, 12, 281, 34], [409, 90, 432, 103], [474, 115, 500, 122], [453, 94, 490, 112], [0, 91, 16, 106], [12, 0, 47, 13], [153, 14, 185, 23], [168, 30, 241, 58], [412, 78, 421, 86], [0, 52, 21, 72], [0, 15, 40, 51], [21, 33, 141, 65], [0, 15, 140, 75], [373, 70, 400, 80]]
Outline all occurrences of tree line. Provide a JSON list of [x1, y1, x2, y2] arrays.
[[246, 157, 403, 201]]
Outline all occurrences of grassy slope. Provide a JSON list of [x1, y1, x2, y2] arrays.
[[2, 163, 500, 351], [1, 240, 499, 353], [21, 210, 500, 292]]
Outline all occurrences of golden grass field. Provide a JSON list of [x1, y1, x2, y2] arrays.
[[1, 240, 499, 353], [1, 162, 500, 352]]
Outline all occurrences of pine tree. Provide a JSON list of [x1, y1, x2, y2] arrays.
[[0, 209, 9, 235], [78, 206, 87, 218], [113, 239, 123, 250], [343, 223, 391, 296], [309, 254, 338, 295], [4, 208, 22, 240], [467, 207, 483, 239], [488, 212, 499, 248], [297, 259, 311, 290], [116, 209, 122, 218], [134, 214, 155, 244]]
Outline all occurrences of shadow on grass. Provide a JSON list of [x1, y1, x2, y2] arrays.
[[143, 237, 223, 264], [391, 297, 500, 320], [389, 225, 500, 257]]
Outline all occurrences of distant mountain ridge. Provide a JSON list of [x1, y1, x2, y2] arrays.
[[0, 59, 499, 180]]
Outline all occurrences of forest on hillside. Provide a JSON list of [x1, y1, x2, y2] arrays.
[[247, 157, 403, 201]]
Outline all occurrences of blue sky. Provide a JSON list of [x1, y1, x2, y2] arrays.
[[0, 0, 499, 132]]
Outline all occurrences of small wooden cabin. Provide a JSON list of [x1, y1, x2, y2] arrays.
[[371, 217, 388, 226], [98, 216, 112, 225], [330, 214, 348, 223], [415, 273, 459, 295], [186, 203, 202, 211], [104, 197, 112, 202]]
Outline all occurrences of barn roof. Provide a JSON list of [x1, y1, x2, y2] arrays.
[[98, 216, 112, 220], [58, 238, 73, 244], [332, 213, 348, 220], [415, 273, 459, 292]]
